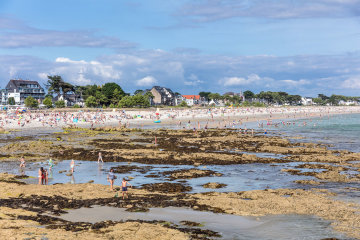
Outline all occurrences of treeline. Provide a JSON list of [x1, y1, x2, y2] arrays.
[[313, 94, 359, 106], [199, 90, 302, 105], [41, 75, 152, 108]]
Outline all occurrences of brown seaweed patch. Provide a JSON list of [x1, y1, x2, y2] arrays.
[[141, 182, 192, 193], [110, 165, 153, 174], [202, 182, 227, 189], [162, 168, 222, 180]]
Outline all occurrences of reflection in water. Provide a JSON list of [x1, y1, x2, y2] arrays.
[[19, 167, 25, 176], [48, 168, 53, 179], [71, 174, 75, 184]]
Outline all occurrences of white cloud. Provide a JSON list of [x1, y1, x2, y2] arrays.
[[136, 76, 157, 86], [177, 0, 360, 23], [184, 74, 204, 86], [281, 79, 310, 86], [0, 50, 360, 96], [220, 74, 268, 86], [0, 17, 136, 49], [341, 76, 360, 89]]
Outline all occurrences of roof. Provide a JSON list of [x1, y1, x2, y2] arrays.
[[152, 86, 175, 97], [6, 79, 42, 90], [182, 95, 200, 100]]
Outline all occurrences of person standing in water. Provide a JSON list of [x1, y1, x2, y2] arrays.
[[19, 156, 25, 168], [98, 152, 103, 163], [107, 169, 116, 191], [70, 159, 75, 173], [122, 178, 132, 199], [38, 167, 44, 185]]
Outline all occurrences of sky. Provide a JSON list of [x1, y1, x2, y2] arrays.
[[0, 0, 359, 96]]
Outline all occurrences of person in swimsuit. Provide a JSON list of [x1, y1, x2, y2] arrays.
[[107, 169, 116, 191], [38, 167, 44, 185], [19, 156, 25, 168], [122, 178, 132, 199], [48, 158, 54, 170], [98, 152, 103, 163], [70, 159, 75, 173], [44, 169, 48, 185]]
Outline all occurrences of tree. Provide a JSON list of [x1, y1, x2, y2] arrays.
[[43, 97, 53, 108], [134, 89, 144, 95], [102, 82, 125, 105], [46, 75, 63, 97], [318, 94, 329, 101], [24, 96, 39, 108], [54, 100, 65, 108], [95, 91, 106, 106], [111, 88, 122, 105], [199, 92, 211, 99], [208, 93, 221, 100], [243, 90, 255, 100], [47, 75, 74, 98], [8, 97, 15, 105], [85, 96, 97, 108], [179, 101, 188, 107]]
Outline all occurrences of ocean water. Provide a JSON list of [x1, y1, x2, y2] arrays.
[[264, 113, 360, 153]]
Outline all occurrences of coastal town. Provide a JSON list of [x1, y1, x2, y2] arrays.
[[1, 78, 359, 109], [1, 1, 360, 240]]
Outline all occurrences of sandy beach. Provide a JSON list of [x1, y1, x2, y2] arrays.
[[1, 106, 360, 131]]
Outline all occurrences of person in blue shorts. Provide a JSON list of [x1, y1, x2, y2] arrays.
[[122, 178, 132, 199]]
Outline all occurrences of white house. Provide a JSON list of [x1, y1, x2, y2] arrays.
[[301, 97, 313, 106]]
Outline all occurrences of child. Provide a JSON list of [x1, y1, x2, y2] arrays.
[[122, 178, 132, 199], [19, 156, 26, 168]]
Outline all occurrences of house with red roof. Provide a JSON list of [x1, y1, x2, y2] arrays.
[[182, 95, 205, 106]]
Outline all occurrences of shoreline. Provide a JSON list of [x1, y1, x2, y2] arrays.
[[1, 106, 360, 131]]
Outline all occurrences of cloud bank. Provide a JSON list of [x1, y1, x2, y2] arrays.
[[1, 50, 360, 96]]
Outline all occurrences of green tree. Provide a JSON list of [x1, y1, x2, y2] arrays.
[[313, 98, 326, 106], [24, 96, 39, 108], [243, 90, 255, 100], [95, 91, 107, 106], [199, 91, 211, 100], [179, 101, 188, 107], [8, 97, 15, 105], [43, 97, 53, 108], [46, 75, 63, 97], [111, 88, 122, 105], [54, 100, 65, 108], [102, 82, 125, 105], [85, 96, 97, 108], [134, 89, 144, 95], [47, 75, 74, 98]]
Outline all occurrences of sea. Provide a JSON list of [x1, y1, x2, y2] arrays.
[[264, 113, 360, 153]]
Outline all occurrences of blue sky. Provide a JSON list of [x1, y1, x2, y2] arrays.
[[0, 0, 359, 96]]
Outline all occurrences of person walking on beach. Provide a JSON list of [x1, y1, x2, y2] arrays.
[[122, 178, 132, 199], [107, 169, 116, 191], [70, 159, 75, 173], [98, 152, 103, 163], [19, 156, 25, 168]]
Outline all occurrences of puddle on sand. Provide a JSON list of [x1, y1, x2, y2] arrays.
[[58, 206, 349, 240]]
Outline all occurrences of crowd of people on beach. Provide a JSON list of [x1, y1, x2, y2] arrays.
[[1, 106, 359, 131]]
